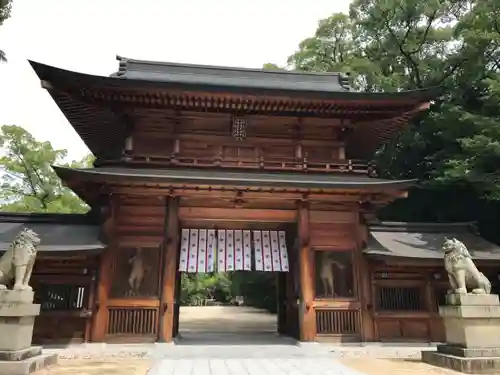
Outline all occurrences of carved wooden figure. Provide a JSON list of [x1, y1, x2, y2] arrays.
[[128, 247, 145, 296], [319, 252, 346, 297]]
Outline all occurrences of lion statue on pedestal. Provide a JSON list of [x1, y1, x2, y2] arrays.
[[442, 238, 491, 295], [0, 227, 41, 291]]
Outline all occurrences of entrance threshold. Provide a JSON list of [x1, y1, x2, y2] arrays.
[[174, 331, 298, 346]]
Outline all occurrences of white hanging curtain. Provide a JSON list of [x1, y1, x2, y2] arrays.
[[179, 229, 288, 273], [217, 230, 259, 272], [178, 229, 216, 273], [252, 230, 289, 272]]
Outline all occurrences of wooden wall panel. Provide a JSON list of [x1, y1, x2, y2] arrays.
[[179, 207, 296, 222], [375, 318, 430, 341], [34, 316, 87, 344], [115, 196, 166, 236], [310, 211, 357, 223], [310, 223, 356, 249], [127, 111, 345, 167], [134, 136, 174, 155], [376, 319, 401, 340]]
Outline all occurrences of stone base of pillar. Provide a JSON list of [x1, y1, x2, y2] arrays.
[[0, 290, 58, 375], [422, 293, 500, 374]]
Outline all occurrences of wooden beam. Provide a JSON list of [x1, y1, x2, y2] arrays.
[[158, 196, 180, 342], [90, 198, 115, 342], [179, 207, 296, 223], [298, 201, 316, 341], [111, 186, 372, 202], [40, 80, 55, 90]]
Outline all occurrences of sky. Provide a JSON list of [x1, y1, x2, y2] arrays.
[[0, 0, 351, 160]]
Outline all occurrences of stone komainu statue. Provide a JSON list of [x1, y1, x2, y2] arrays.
[[0, 227, 40, 290], [442, 238, 491, 295]]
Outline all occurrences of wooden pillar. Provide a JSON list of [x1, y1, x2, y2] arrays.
[[356, 215, 375, 341], [298, 201, 316, 341], [173, 270, 182, 337], [158, 196, 180, 342], [90, 197, 116, 342], [276, 272, 287, 334], [84, 265, 98, 342], [424, 274, 435, 342]]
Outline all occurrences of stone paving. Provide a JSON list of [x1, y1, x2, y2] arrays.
[[39, 341, 459, 375], [148, 358, 366, 375]]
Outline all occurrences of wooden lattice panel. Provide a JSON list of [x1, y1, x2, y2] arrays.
[[34, 284, 88, 311], [316, 309, 361, 335], [375, 286, 424, 311], [106, 308, 158, 335]]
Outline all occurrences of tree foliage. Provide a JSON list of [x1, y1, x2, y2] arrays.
[[180, 271, 277, 312], [0, 0, 12, 62], [0, 125, 92, 213], [265, 0, 500, 240]]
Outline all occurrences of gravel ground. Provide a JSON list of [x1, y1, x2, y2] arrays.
[[34, 359, 152, 375]]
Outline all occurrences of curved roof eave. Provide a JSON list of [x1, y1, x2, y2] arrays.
[[29, 60, 443, 104], [52, 165, 417, 191]]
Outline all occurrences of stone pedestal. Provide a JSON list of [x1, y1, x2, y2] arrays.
[[422, 293, 500, 373], [0, 289, 57, 375]]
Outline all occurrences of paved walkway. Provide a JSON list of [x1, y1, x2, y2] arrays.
[[147, 358, 365, 375], [146, 338, 365, 375]]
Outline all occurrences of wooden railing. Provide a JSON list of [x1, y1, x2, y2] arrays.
[[102, 153, 375, 175], [316, 309, 361, 335]]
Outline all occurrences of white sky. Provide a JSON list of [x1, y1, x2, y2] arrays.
[[0, 0, 351, 160]]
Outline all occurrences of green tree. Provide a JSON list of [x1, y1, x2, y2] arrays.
[[282, 0, 500, 238], [0, 0, 12, 62], [262, 63, 286, 71], [0, 125, 93, 213]]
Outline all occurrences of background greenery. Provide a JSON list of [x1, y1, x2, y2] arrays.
[[1, 0, 499, 309]]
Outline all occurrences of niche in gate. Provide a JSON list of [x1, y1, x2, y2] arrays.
[[110, 246, 161, 298]]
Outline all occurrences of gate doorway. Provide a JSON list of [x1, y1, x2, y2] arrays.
[[172, 224, 300, 344]]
